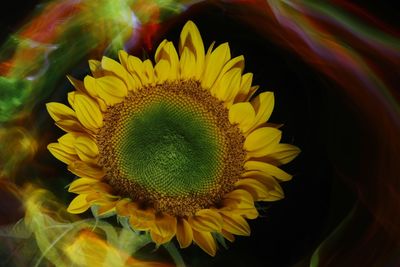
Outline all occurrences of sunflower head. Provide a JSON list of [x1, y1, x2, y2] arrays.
[[47, 21, 300, 256]]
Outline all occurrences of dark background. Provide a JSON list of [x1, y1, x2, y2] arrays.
[[0, 1, 398, 267]]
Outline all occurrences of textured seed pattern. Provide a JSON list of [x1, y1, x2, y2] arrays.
[[97, 80, 245, 216]]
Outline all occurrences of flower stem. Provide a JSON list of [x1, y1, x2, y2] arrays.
[[163, 242, 186, 267]]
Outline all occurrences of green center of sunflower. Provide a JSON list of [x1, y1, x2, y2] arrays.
[[118, 99, 222, 196], [97, 80, 245, 216]]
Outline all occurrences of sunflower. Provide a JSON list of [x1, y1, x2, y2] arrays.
[[47, 21, 300, 256]]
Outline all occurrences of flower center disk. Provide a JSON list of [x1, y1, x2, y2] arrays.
[[97, 80, 245, 216]]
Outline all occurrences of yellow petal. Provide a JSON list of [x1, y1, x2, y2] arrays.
[[74, 182, 112, 194], [68, 177, 100, 193], [235, 179, 276, 201], [189, 209, 223, 232], [179, 20, 205, 79], [176, 218, 193, 248], [130, 208, 155, 231], [221, 230, 235, 242], [222, 189, 258, 219], [97, 202, 117, 215], [85, 191, 105, 203], [222, 56, 245, 74], [246, 85, 259, 102], [101, 56, 136, 90], [192, 230, 217, 256], [126, 56, 147, 84], [68, 160, 105, 179], [84, 75, 127, 106], [244, 127, 282, 158], [220, 211, 250, 236], [88, 59, 103, 78], [205, 41, 215, 58], [244, 161, 292, 181], [154, 59, 170, 83], [260, 143, 301, 166], [211, 68, 241, 105], [118, 50, 129, 69], [55, 119, 84, 133], [235, 72, 253, 102], [248, 92, 274, 132], [86, 192, 118, 205], [82, 75, 99, 98], [67, 75, 86, 94], [201, 43, 231, 89], [95, 96, 108, 113], [212, 55, 244, 91], [67, 194, 90, 214], [151, 214, 177, 245], [67, 91, 76, 109], [58, 132, 78, 154], [222, 189, 254, 209], [229, 102, 256, 133], [242, 171, 284, 199], [46, 102, 75, 122], [155, 41, 179, 80], [74, 135, 99, 163], [143, 59, 155, 85], [74, 94, 103, 131], [179, 47, 196, 79], [114, 198, 131, 217], [155, 39, 168, 61], [48, 143, 79, 164]]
